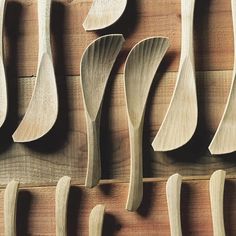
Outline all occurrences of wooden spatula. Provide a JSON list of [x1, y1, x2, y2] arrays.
[[12, 0, 58, 142], [166, 174, 182, 236], [209, 0, 236, 155], [89, 204, 105, 236], [124, 37, 169, 211], [152, 0, 197, 152], [55, 176, 71, 236], [80, 34, 124, 188], [0, 0, 7, 128], [83, 0, 127, 31], [4, 180, 19, 236], [209, 170, 226, 236]]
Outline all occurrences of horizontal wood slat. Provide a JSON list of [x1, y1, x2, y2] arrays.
[[0, 71, 235, 185], [2, 0, 235, 77], [0, 178, 234, 235]]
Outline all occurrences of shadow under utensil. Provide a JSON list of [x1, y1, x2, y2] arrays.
[[0, 1, 22, 155], [137, 182, 155, 217], [16, 190, 32, 236], [102, 213, 122, 236], [224, 180, 236, 236], [67, 186, 82, 236], [143, 51, 178, 178], [25, 2, 70, 154], [96, 0, 139, 38]]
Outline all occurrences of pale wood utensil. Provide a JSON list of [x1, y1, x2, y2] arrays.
[[12, 0, 58, 142], [89, 204, 105, 236], [0, 0, 7, 128], [4, 180, 19, 236], [80, 34, 124, 188], [152, 0, 197, 151], [55, 176, 71, 236], [83, 0, 127, 31], [124, 37, 169, 211], [166, 173, 182, 236], [209, 0, 236, 155], [210, 170, 226, 236]]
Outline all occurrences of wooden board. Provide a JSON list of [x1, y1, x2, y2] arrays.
[[3, 0, 235, 77], [0, 71, 235, 185], [0, 178, 235, 235]]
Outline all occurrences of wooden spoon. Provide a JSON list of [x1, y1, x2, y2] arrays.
[[152, 0, 197, 151], [55, 176, 71, 236], [166, 173, 182, 236], [209, 170, 226, 236], [89, 204, 105, 236], [0, 0, 7, 128], [83, 0, 127, 31], [4, 180, 19, 236], [12, 0, 58, 142], [209, 0, 236, 155], [80, 34, 124, 188], [124, 37, 169, 211]]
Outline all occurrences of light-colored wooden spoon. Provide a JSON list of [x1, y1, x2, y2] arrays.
[[209, 170, 226, 236], [80, 34, 124, 188], [83, 0, 127, 31], [209, 0, 236, 155], [55, 176, 71, 236], [124, 37, 169, 211], [166, 173, 182, 236], [89, 204, 105, 236], [4, 180, 19, 236], [0, 0, 7, 128], [152, 0, 197, 152], [12, 0, 58, 142]]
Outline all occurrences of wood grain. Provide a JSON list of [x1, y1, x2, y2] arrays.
[[0, 71, 235, 185], [0, 178, 234, 235], [2, 0, 235, 77]]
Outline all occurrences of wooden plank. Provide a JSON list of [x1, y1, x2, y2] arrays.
[[0, 178, 235, 235], [0, 71, 236, 185], [3, 0, 235, 77]]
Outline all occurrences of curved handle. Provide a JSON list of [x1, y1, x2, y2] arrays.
[[4, 180, 19, 236], [180, 0, 195, 62], [166, 174, 182, 236], [38, 0, 52, 59], [89, 204, 105, 236], [85, 112, 101, 188], [209, 170, 226, 236], [126, 121, 143, 211], [0, 0, 6, 57], [55, 176, 71, 236]]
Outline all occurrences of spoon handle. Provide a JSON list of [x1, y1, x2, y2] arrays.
[[85, 112, 101, 188], [166, 174, 182, 236], [209, 170, 226, 236], [55, 176, 71, 236], [232, 0, 236, 69], [126, 122, 143, 211], [181, 0, 195, 61], [38, 0, 52, 59], [89, 204, 105, 236], [0, 0, 6, 57], [4, 180, 19, 236]]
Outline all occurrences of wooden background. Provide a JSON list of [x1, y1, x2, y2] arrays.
[[0, 0, 236, 234]]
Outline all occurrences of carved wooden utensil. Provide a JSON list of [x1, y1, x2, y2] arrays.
[[55, 176, 71, 236], [80, 34, 124, 188], [83, 0, 127, 31], [209, 170, 226, 236], [124, 37, 169, 211], [89, 204, 105, 236], [4, 180, 19, 236], [209, 0, 236, 155], [0, 0, 7, 128], [166, 174, 182, 236], [12, 0, 58, 142], [152, 0, 197, 151]]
